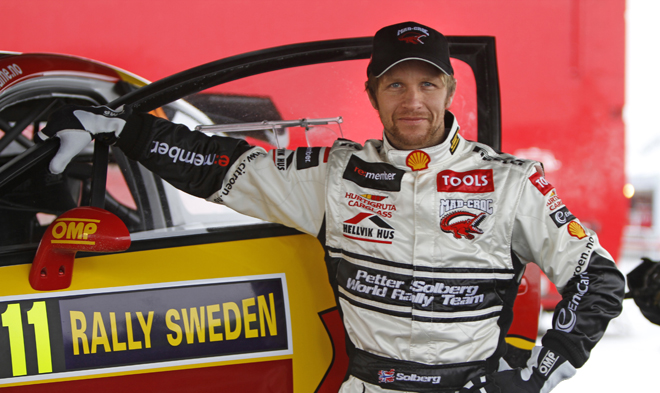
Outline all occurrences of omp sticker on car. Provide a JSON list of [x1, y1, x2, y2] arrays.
[[0, 274, 292, 384]]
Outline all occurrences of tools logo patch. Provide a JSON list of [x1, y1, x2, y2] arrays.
[[439, 199, 493, 240], [437, 169, 494, 193], [343, 213, 395, 244]]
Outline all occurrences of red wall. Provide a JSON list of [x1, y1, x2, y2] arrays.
[[3, 0, 626, 258]]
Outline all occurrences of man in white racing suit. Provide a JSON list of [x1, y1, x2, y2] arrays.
[[40, 22, 624, 393]]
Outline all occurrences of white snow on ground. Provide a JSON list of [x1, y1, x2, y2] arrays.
[[544, 257, 660, 392]]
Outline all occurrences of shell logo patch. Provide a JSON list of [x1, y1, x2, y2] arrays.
[[405, 150, 430, 171], [568, 221, 587, 239]]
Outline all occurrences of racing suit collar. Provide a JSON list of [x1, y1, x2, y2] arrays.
[[382, 111, 462, 170]]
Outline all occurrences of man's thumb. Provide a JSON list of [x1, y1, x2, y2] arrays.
[[48, 130, 92, 174]]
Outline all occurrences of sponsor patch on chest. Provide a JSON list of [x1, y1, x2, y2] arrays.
[[343, 155, 405, 191], [344, 192, 397, 218], [437, 169, 494, 193], [342, 213, 396, 244], [439, 198, 494, 240]]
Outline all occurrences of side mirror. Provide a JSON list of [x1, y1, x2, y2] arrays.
[[29, 207, 131, 291]]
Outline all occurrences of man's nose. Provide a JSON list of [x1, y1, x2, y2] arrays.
[[402, 87, 423, 108]]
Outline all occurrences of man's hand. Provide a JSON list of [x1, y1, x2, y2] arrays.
[[459, 347, 576, 393], [38, 104, 132, 174]]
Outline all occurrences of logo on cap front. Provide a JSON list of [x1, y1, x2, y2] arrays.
[[397, 26, 429, 44]]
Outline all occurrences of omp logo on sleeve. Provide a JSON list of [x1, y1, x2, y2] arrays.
[[437, 170, 494, 193], [529, 172, 553, 195], [51, 218, 100, 245], [343, 155, 404, 191]]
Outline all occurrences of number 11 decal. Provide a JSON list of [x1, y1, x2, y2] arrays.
[[1, 301, 53, 376]]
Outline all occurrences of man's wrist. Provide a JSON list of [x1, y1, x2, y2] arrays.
[[114, 112, 155, 160]]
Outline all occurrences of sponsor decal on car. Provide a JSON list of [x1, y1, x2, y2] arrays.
[[342, 213, 395, 244], [529, 172, 553, 195], [343, 155, 404, 192], [50, 217, 100, 246], [437, 170, 494, 193], [0, 63, 22, 89], [405, 150, 430, 171], [344, 193, 396, 218], [0, 275, 291, 383]]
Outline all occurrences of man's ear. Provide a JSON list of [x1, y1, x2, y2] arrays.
[[445, 90, 456, 109], [366, 82, 379, 110]]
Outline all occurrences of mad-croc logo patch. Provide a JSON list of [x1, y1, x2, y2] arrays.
[[397, 26, 429, 44], [439, 198, 493, 240]]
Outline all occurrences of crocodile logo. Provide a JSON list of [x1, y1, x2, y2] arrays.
[[440, 211, 486, 240], [398, 31, 427, 44]]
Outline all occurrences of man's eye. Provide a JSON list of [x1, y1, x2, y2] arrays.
[[422, 82, 435, 88], [389, 82, 401, 88]]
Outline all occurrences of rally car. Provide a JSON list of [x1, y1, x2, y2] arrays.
[[0, 37, 541, 391]]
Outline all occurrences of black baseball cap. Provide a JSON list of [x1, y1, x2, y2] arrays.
[[367, 21, 454, 77]]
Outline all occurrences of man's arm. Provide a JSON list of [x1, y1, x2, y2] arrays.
[[462, 165, 625, 393], [511, 167, 625, 369], [40, 105, 328, 235]]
